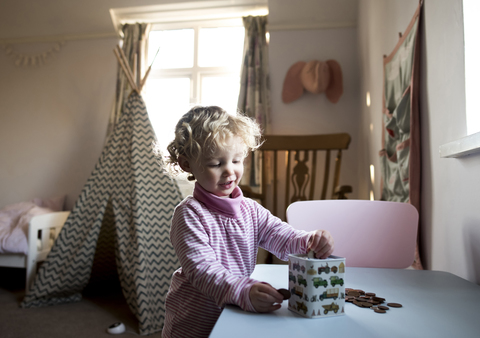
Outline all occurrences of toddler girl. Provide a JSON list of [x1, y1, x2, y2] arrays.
[[160, 106, 334, 338]]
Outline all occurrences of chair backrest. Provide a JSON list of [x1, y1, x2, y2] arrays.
[[286, 200, 419, 268], [240, 133, 352, 220]]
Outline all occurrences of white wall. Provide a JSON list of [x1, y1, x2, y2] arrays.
[[358, 0, 480, 284], [0, 38, 118, 210], [268, 0, 361, 200], [0, 0, 362, 211]]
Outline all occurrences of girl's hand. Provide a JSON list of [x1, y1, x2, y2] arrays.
[[249, 283, 284, 313], [307, 230, 334, 259]]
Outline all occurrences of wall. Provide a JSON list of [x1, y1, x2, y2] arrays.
[[0, 38, 118, 210], [358, 0, 480, 284], [268, 0, 361, 201], [0, 0, 362, 211]]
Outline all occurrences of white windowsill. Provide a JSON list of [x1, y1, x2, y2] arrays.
[[439, 132, 480, 158]]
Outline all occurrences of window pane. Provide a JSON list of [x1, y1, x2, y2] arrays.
[[149, 29, 194, 69], [201, 75, 240, 114], [198, 27, 245, 68], [144, 78, 191, 150]]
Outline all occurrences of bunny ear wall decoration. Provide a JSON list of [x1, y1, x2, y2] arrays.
[[282, 60, 343, 104]]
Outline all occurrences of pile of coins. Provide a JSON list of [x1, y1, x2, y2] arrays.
[[345, 288, 402, 314]]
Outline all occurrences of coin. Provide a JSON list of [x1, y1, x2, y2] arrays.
[[346, 286, 405, 315], [277, 288, 291, 300], [387, 303, 402, 308]]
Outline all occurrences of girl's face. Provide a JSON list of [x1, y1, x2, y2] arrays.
[[180, 136, 245, 197]]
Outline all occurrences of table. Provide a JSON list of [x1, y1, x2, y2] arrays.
[[210, 264, 480, 338]]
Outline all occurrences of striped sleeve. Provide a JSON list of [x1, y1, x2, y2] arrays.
[[170, 202, 258, 312], [254, 202, 312, 261]]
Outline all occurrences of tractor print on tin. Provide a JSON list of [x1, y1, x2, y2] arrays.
[[318, 263, 330, 274]]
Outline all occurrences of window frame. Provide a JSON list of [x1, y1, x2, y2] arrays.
[[147, 19, 245, 107], [439, 0, 480, 158]]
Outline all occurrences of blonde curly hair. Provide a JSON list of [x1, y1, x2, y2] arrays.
[[157, 106, 262, 181]]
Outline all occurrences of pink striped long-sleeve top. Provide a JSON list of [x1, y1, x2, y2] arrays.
[[162, 183, 311, 338]]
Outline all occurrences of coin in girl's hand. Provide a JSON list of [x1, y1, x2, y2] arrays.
[[277, 288, 291, 300]]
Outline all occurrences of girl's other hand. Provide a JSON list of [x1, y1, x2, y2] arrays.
[[249, 282, 284, 313], [307, 230, 334, 259]]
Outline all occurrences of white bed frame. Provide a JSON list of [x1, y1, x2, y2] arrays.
[[0, 211, 70, 289]]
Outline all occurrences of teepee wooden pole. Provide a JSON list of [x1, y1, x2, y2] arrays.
[[133, 52, 138, 86], [117, 46, 137, 90], [139, 47, 160, 92], [114, 48, 137, 92], [117, 46, 136, 88], [114, 46, 138, 93]]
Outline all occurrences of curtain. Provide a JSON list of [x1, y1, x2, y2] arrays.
[[237, 15, 271, 187], [380, 3, 423, 270], [106, 23, 150, 138]]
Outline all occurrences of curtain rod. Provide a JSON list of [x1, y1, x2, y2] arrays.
[[267, 21, 356, 32], [0, 32, 119, 45]]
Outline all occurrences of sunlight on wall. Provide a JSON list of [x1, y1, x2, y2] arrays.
[[369, 164, 375, 201], [370, 164, 375, 185]]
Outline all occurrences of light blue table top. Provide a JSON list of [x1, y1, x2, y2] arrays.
[[210, 264, 480, 338]]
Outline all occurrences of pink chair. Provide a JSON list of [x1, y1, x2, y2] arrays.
[[286, 200, 419, 268]]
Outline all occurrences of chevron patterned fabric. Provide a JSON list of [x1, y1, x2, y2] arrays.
[[21, 93, 182, 335]]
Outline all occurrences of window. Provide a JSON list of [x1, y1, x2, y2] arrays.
[[439, 0, 480, 157], [110, 1, 268, 192], [143, 21, 246, 197], [463, 0, 480, 135], [143, 23, 245, 155]]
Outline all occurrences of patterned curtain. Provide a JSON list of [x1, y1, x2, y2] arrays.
[[237, 15, 271, 187], [106, 23, 150, 138], [380, 3, 423, 270]]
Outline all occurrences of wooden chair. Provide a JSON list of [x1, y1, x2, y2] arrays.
[[239, 133, 352, 264]]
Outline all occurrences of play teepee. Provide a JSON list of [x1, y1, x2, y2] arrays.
[[21, 46, 182, 335]]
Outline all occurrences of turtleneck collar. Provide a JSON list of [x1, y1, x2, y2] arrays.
[[193, 182, 243, 218]]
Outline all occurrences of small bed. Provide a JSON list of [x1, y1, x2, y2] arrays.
[[0, 197, 69, 289]]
